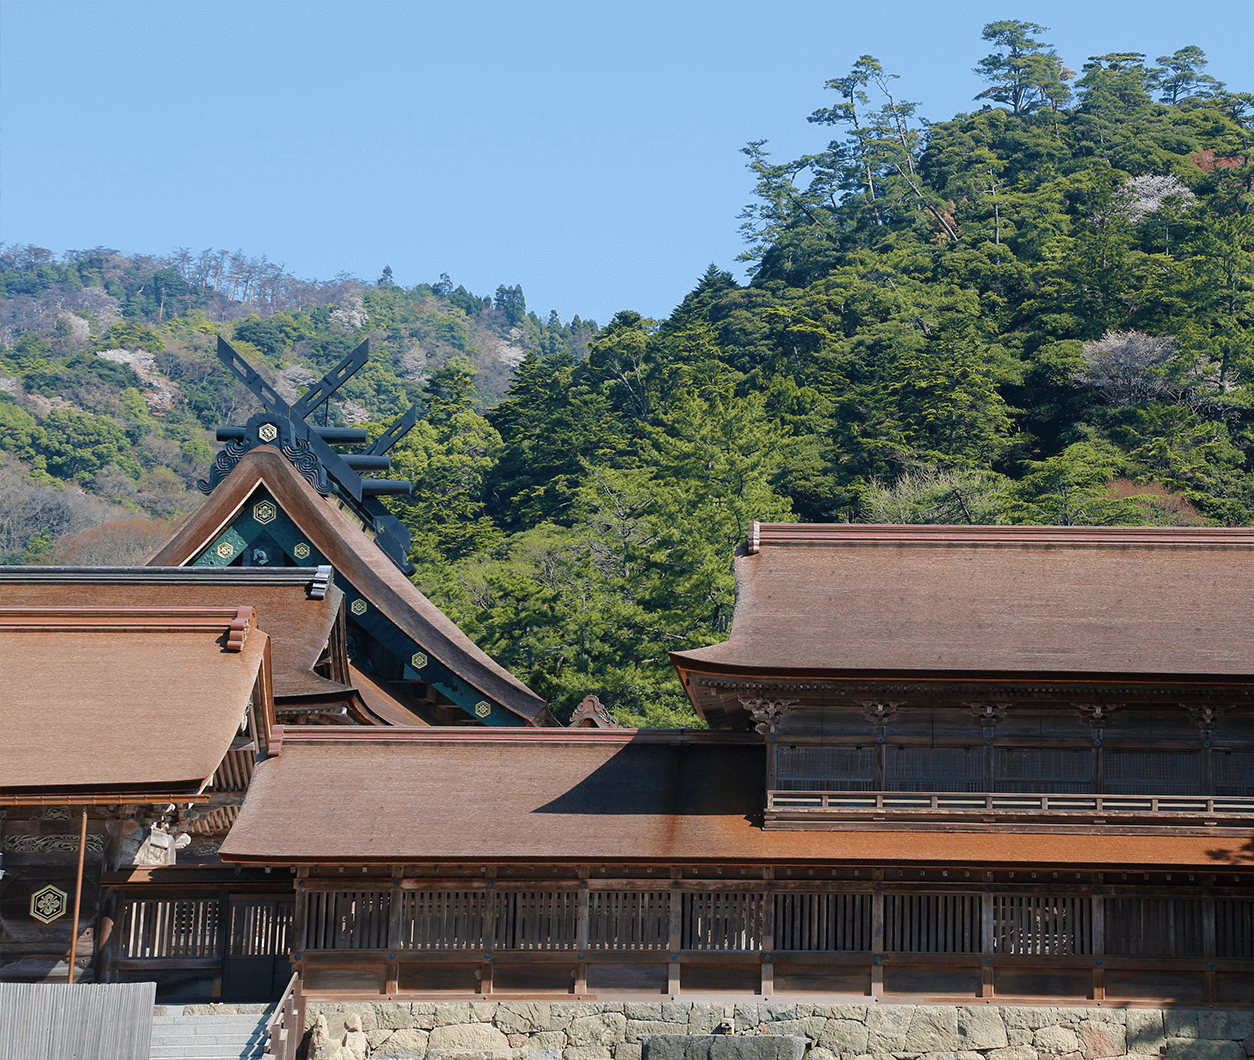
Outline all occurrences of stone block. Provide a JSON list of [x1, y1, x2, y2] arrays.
[[376, 1003, 418, 1031], [958, 1007, 1007, 1050], [1166, 1041, 1245, 1060], [640, 1034, 807, 1060], [624, 1004, 665, 1021], [627, 1021, 690, 1040], [1033, 1023, 1081, 1055], [662, 1003, 692, 1023], [1201, 1012, 1254, 1041], [428, 1021, 512, 1058], [1079, 1020, 1125, 1059], [816, 1018, 869, 1054], [1165, 1010, 1202, 1039], [806, 1049, 838, 1060], [564, 1047, 613, 1060], [986, 1047, 1038, 1060], [373, 1028, 432, 1058], [473, 1002, 501, 1022], [1002, 1006, 1062, 1031], [1125, 1010, 1165, 1055], [434, 1003, 478, 1028], [568, 1013, 628, 1047], [497, 1003, 554, 1035], [521, 1031, 571, 1059], [759, 1004, 799, 1022], [555, 1004, 625, 1028], [756, 1018, 823, 1041], [614, 1043, 643, 1060], [865, 1005, 915, 1053], [412, 1003, 439, 1030], [905, 1007, 959, 1053], [687, 1005, 723, 1036]]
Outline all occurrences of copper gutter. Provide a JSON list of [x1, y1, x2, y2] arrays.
[[0, 794, 212, 807]]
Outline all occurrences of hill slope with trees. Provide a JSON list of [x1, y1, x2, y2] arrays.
[[2, 23, 1251, 724]]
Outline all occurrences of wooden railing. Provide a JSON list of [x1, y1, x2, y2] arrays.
[[766, 790, 1254, 829], [289, 879, 1254, 1003], [264, 971, 304, 1060]]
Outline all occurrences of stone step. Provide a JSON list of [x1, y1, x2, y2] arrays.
[[148, 1012, 268, 1060]]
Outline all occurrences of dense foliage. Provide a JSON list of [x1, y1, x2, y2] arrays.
[[2, 25, 1252, 725]]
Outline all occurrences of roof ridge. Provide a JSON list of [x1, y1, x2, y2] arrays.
[[0, 605, 256, 651]]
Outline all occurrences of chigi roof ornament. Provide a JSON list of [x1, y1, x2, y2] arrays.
[[200, 337, 420, 574]]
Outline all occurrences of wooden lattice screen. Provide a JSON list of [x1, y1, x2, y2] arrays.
[[884, 893, 980, 953], [774, 892, 872, 951], [121, 897, 221, 958], [992, 895, 1092, 955]]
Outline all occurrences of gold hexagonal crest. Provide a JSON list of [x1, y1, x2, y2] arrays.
[[474, 701, 491, 718], [293, 542, 311, 560], [216, 541, 235, 559], [410, 652, 428, 671], [258, 422, 278, 442], [350, 599, 367, 616], [30, 885, 68, 924], [253, 501, 277, 524]]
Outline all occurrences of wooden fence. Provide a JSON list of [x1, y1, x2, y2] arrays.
[[289, 877, 1254, 1004]]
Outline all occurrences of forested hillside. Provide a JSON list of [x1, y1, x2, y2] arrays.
[[2, 24, 1251, 725]]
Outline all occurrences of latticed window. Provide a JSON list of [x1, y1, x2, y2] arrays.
[[887, 746, 983, 792], [1104, 750, 1200, 795], [776, 746, 873, 790], [995, 747, 1091, 793]]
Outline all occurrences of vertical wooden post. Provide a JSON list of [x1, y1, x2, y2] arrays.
[[983, 729, 995, 793], [1201, 736, 1214, 797], [67, 808, 88, 984], [480, 873, 497, 996], [667, 869, 683, 999], [871, 871, 884, 1000], [981, 890, 994, 998], [874, 733, 886, 791], [575, 874, 590, 997], [1091, 889, 1105, 1001], [761, 875, 775, 999], [1203, 891, 1217, 1003], [294, 871, 310, 955], [386, 867, 403, 996]]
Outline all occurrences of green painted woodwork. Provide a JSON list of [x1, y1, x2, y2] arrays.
[[187, 487, 518, 726]]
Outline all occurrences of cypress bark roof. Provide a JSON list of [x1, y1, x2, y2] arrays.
[[1, 607, 269, 795], [672, 522, 1254, 688], [217, 728, 1243, 869], [148, 445, 554, 726]]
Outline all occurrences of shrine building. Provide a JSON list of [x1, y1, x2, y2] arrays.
[[2, 339, 1252, 1017]]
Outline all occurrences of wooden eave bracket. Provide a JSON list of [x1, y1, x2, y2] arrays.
[[227, 606, 254, 652]]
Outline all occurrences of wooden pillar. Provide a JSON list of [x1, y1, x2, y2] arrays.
[[67, 808, 88, 985], [1091, 889, 1105, 1001], [760, 875, 775, 999], [1203, 892, 1217, 1003], [871, 872, 884, 1000], [575, 874, 590, 996], [983, 729, 995, 792], [981, 890, 994, 998], [874, 732, 886, 790], [667, 870, 683, 999], [386, 867, 403, 996], [480, 873, 497, 996]]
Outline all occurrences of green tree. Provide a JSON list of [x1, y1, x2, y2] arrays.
[[973, 20, 1073, 115]]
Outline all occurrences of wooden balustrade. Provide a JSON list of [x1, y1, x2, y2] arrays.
[[765, 790, 1254, 831], [288, 879, 1254, 1004]]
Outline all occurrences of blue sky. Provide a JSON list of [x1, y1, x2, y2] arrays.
[[2, 0, 1250, 325]]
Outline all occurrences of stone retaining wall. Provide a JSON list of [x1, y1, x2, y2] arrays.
[[303, 1000, 1254, 1060]]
